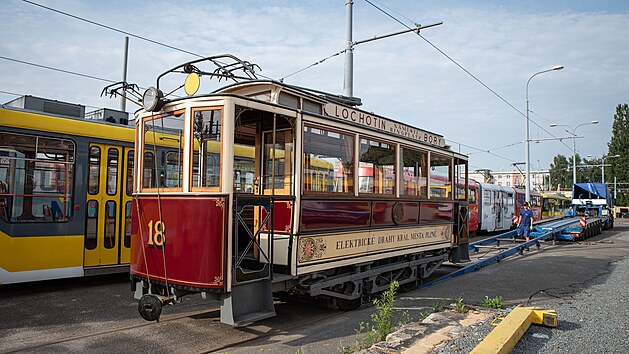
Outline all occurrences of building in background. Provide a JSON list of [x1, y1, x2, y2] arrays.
[[469, 169, 550, 191]]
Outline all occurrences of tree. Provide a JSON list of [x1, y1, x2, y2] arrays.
[[608, 104, 629, 205], [549, 154, 570, 190]]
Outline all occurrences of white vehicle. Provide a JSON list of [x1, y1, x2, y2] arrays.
[[478, 182, 515, 232]]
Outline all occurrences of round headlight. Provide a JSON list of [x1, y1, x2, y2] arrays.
[[142, 87, 164, 112]]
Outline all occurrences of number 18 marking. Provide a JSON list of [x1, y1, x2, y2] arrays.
[[147, 220, 165, 247]]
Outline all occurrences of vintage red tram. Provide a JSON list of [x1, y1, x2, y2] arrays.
[[127, 55, 470, 325]]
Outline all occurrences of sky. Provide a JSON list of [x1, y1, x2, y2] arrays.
[[1, 0, 628, 173]]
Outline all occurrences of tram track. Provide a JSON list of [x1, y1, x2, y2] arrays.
[[1, 298, 351, 354]]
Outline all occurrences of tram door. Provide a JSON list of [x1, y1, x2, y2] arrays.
[[232, 110, 294, 277], [84, 143, 127, 267]]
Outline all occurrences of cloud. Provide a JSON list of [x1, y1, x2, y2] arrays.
[[1, 0, 627, 173]]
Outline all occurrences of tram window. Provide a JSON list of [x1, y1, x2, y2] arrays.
[[278, 92, 300, 109], [454, 159, 467, 201], [106, 148, 119, 196], [143, 110, 184, 191], [303, 125, 354, 194], [192, 109, 222, 189], [262, 129, 293, 193], [484, 190, 491, 205], [85, 200, 98, 250], [429, 154, 452, 199], [248, 90, 271, 102], [303, 99, 322, 114], [143, 152, 155, 189], [88, 146, 101, 195], [359, 138, 395, 195], [124, 201, 132, 248], [400, 147, 427, 197], [0, 132, 74, 223], [469, 188, 477, 204], [104, 201, 116, 249], [126, 151, 134, 196], [164, 151, 183, 188]]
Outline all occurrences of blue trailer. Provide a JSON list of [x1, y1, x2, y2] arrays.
[[572, 182, 614, 229]]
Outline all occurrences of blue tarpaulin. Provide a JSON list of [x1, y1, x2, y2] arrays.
[[573, 182, 611, 205]]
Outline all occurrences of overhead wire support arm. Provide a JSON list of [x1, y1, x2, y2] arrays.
[[351, 22, 443, 47]]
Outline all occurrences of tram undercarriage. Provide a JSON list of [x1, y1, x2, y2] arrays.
[[132, 246, 450, 324]]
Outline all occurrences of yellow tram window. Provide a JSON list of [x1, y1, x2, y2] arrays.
[[104, 201, 116, 249], [126, 150, 134, 196], [303, 126, 354, 194], [401, 147, 428, 197], [88, 146, 101, 195], [124, 201, 132, 248], [85, 200, 98, 250], [0, 132, 75, 223], [106, 148, 119, 196]]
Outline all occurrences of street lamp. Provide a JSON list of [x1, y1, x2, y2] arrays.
[[549, 120, 599, 186], [602, 154, 620, 183], [526, 65, 564, 202]]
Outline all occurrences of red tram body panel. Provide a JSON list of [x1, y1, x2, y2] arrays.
[[130, 196, 227, 290]]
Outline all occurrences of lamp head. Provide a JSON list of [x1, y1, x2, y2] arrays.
[[591, 120, 599, 124], [550, 123, 557, 127], [553, 65, 565, 71]]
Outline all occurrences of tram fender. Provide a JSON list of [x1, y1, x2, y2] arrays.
[[220, 279, 276, 326]]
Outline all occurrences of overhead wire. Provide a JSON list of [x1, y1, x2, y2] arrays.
[[21, 0, 275, 81], [363, 0, 574, 154], [0, 55, 116, 83]]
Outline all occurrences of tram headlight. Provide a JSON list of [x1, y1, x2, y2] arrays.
[[142, 86, 164, 112]]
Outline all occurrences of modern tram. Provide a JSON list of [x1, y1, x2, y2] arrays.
[[0, 102, 137, 284], [126, 55, 471, 325]]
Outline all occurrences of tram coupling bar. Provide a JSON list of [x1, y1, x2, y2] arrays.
[[138, 294, 174, 322]]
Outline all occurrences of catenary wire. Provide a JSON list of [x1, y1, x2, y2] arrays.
[[21, 0, 275, 81], [19, 0, 563, 162], [364, 0, 574, 154]]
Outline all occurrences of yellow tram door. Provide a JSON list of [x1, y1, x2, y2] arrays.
[[84, 143, 125, 267]]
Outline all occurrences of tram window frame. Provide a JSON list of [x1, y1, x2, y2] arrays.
[[106, 148, 119, 196], [126, 150, 134, 196], [88, 146, 101, 195], [124, 200, 132, 248], [358, 137, 396, 195], [104, 200, 116, 249], [429, 153, 453, 199], [399, 146, 428, 198], [302, 124, 355, 195], [140, 109, 185, 193], [0, 132, 75, 223], [262, 128, 293, 195], [85, 200, 98, 249], [190, 107, 223, 192], [454, 159, 468, 201]]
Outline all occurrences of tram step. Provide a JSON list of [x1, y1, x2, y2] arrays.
[[220, 278, 275, 326]]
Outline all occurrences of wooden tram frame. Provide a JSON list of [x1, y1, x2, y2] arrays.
[[129, 55, 470, 325]]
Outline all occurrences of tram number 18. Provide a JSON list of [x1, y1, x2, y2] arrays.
[[147, 220, 166, 247]]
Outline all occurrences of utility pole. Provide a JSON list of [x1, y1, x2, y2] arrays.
[[343, 0, 353, 98]]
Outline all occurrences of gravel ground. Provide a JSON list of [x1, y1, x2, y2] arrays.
[[512, 256, 629, 354], [430, 256, 629, 354]]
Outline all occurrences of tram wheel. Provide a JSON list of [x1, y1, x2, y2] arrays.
[[337, 298, 362, 311], [138, 294, 163, 322]]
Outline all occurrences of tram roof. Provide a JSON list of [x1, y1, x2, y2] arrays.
[[155, 80, 464, 156]]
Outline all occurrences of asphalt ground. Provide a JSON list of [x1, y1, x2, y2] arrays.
[[1, 218, 628, 353]]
